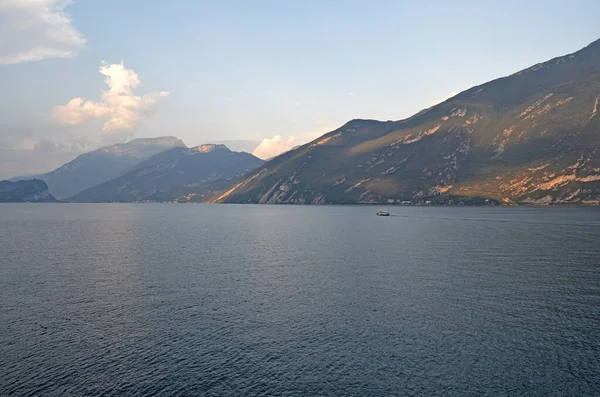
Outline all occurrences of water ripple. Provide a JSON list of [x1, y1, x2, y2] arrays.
[[1, 204, 599, 396]]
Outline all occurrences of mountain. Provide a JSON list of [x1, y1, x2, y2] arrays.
[[70, 145, 265, 202], [0, 180, 57, 203], [214, 39, 600, 205], [18, 137, 186, 200]]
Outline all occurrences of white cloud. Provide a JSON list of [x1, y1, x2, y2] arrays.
[[252, 135, 297, 160], [52, 61, 169, 133], [0, 0, 86, 65], [252, 122, 337, 160]]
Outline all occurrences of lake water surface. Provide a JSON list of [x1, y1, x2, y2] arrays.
[[1, 204, 599, 396]]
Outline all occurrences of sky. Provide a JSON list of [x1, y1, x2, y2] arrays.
[[1, 0, 600, 178]]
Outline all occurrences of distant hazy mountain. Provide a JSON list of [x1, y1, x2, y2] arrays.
[[214, 38, 600, 205], [18, 137, 186, 199], [0, 180, 57, 203], [70, 144, 265, 202]]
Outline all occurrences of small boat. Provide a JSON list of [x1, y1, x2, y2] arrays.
[[376, 210, 390, 216]]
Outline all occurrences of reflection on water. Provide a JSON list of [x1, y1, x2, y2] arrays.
[[1, 204, 599, 396]]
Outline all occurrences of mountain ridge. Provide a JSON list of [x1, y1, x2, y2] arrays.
[[17, 137, 186, 199], [70, 144, 264, 202], [213, 38, 600, 205]]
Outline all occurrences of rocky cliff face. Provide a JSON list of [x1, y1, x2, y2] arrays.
[[215, 39, 600, 205], [70, 145, 265, 202], [0, 180, 57, 202]]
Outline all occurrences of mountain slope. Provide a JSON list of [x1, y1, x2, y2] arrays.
[[70, 145, 265, 202], [23, 137, 186, 199], [215, 39, 600, 205], [0, 180, 57, 203]]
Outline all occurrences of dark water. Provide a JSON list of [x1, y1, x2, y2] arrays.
[[1, 204, 600, 396]]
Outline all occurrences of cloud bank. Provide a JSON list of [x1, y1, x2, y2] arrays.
[[0, 124, 90, 179], [52, 61, 169, 133], [0, 0, 86, 65], [252, 122, 337, 160], [252, 135, 297, 160]]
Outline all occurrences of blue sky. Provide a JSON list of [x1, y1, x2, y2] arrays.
[[1, 0, 599, 177]]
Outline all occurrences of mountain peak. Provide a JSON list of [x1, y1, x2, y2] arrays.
[[70, 144, 264, 202], [192, 144, 230, 153], [36, 136, 187, 199]]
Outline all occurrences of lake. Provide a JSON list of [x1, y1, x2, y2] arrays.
[[1, 204, 599, 396]]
